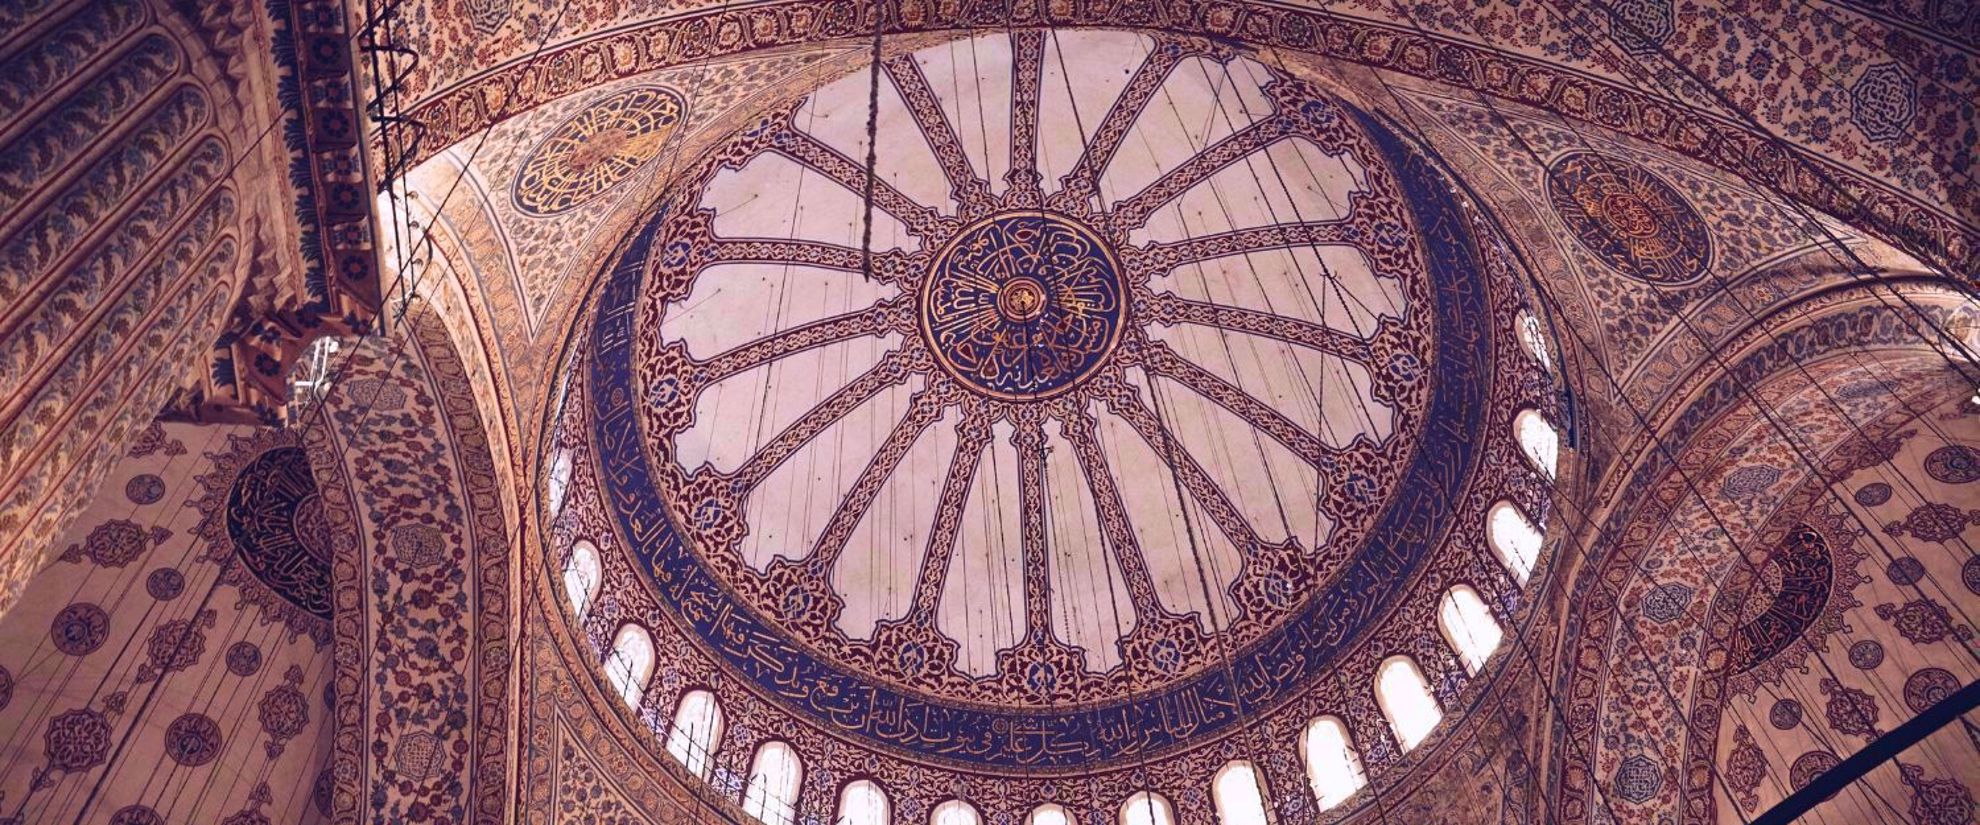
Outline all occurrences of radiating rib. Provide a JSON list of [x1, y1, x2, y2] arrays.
[[1128, 214, 1365, 272], [801, 385, 952, 577], [768, 124, 955, 238], [1056, 405, 1170, 622], [708, 238, 921, 286], [1107, 116, 1297, 231], [1091, 375, 1263, 555], [1129, 338, 1343, 468], [903, 403, 994, 624], [1005, 30, 1045, 207], [1139, 291, 1372, 363], [883, 56, 994, 215], [1014, 416, 1055, 640], [1048, 42, 1186, 213], [728, 348, 916, 489], [695, 298, 911, 385]]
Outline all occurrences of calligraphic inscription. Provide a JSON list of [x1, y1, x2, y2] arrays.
[[1545, 151, 1711, 285], [589, 97, 1503, 768], [227, 447, 333, 621], [921, 213, 1125, 400], [1727, 524, 1834, 675], [514, 86, 686, 216]]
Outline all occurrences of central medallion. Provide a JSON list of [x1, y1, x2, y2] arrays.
[[920, 212, 1126, 400]]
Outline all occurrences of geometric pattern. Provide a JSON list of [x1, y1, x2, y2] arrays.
[[1850, 63, 1917, 145]]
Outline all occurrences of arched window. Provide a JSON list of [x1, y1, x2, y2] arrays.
[[1487, 501, 1543, 584], [932, 799, 983, 825], [665, 688, 725, 778], [1300, 716, 1366, 810], [562, 539, 602, 620], [1518, 311, 1551, 371], [1213, 761, 1273, 825], [837, 780, 890, 825], [1514, 409, 1559, 478], [606, 624, 655, 709], [1120, 791, 1176, 825], [1026, 804, 1071, 825], [1375, 656, 1442, 751], [548, 447, 574, 516], [1438, 585, 1503, 674], [743, 741, 803, 825]]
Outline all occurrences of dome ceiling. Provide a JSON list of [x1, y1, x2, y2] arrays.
[[561, 28, 1552, 775]]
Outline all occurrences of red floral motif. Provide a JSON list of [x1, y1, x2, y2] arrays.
[[1875, 598, 1976, 646]]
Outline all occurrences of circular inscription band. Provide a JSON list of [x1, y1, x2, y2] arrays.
[[919, 212, 1127, 400]]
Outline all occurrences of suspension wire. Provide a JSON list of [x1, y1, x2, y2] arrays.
[[1368, 45, 1980, 798], [1040, 28, 1173, 823], [1370, 73, 1935, 820], [1138, 40, 1402, 820], [0, 98, 313, 822], [1556, 0, 1980, 362], [1540, 0, 1980, 570], [1415, 0, 1980, 647]]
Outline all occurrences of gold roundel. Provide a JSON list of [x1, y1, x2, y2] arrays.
[[514, 86, 686, 216], [919, 212, 1127, 400]]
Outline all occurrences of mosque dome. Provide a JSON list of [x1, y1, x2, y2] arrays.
[[545, 28, 1564, 818]]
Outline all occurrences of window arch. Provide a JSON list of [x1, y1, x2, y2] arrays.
[[1518, 311, 1551, 371], [1026, 804, 1071, 825], [1375, 656, 1442, 751], [606, 624, 655, 709], [562, 539, 602, 620], [1120, 791, 1176, 825], [1213, 761, 1273, 825], [837, 780, 890, 825], [1487, 501, 1543, 584], [548, 447, 574, 516], [1514, 409, 1559, 478], [932, 799, 983, 825], [743, 741, 802, 825], [1438, 585, 1503, 674], [1300, 715, 1366, 810], [665, 688, 725, 778]]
